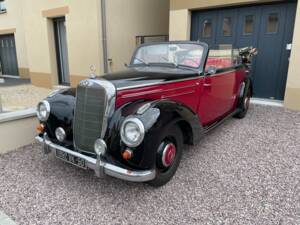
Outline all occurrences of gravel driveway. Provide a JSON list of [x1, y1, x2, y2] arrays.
[[0, 105, 299, 225]]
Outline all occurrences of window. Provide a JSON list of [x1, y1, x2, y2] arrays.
[[136, 35, 169, 46], [267, 13, 279, 33], [244, 15, 254, 35], [0, 0, 6, 13], [202, 19, 212, 38], [206, 48, 238, 71], [222, 17, 232, 36]]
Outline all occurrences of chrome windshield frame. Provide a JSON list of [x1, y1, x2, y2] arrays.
[[129, 41, 209, 74]]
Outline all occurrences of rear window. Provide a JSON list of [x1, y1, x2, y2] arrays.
[[206, 47, 239, 71]]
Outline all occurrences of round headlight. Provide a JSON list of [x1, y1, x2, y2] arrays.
[[120, 117, 145, 147], [55, 127, 66, 142], [94, 139, 107, 155], [36, 100, 50, 121]]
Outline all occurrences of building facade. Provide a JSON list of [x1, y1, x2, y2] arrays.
[[0, 0, 169, 87], [169, 0, 300, 110]]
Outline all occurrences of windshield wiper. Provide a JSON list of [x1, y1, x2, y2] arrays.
[[159, 56, 178, 68], [134, 57, 149, 66]]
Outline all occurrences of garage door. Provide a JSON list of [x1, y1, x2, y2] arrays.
[[0, 34, 19, 76], [191, 2, 297, 100]]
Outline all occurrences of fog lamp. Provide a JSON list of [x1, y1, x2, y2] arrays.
[[55, 127, 66, 142], [94, 139, 107, 155]]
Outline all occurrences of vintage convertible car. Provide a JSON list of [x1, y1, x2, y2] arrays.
[[35, 41, 257, 186]]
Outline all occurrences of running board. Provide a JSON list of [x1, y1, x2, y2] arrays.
[[203, 109, 239, 134]]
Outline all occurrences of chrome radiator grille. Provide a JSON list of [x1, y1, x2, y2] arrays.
[[73, 80, 109, 154]]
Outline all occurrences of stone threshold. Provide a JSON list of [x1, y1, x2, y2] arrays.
[[0, 75, 20, 79], [251, 98, 284, 107]]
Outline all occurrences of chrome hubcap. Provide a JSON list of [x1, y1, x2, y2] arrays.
[[244, 96, 250, 109], [162, 143, 176, 167]]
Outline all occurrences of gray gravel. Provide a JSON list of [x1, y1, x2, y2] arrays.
[[0, 105, 300, 225]]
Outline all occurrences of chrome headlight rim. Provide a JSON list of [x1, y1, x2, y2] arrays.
[[120, 117, 145, 148], [36, 100, 50, 122]]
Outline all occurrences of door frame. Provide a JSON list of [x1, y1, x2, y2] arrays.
[[0, 34, 19, 77], [53, 17, 70, 85]]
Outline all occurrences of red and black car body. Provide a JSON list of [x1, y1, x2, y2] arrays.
[[36, 41, 256, 186]]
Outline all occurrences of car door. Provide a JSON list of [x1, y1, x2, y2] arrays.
[[198, 68, 237, 126]]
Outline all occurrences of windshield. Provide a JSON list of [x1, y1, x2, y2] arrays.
[[131, 43, 204, 69]]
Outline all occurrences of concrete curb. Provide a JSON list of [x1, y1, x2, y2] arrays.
[[0, 211, 17, 225], [0, 108, 36, 123], [0, 108, 37, 154]]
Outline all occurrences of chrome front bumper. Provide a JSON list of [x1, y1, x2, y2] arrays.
[[35, 134, 156, 182]]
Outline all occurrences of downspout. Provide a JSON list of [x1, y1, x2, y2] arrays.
[[100, 0, 108, 73]]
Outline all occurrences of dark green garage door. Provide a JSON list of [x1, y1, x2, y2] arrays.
[[191, 2, 297, 100], [0, 34, 19, 76]]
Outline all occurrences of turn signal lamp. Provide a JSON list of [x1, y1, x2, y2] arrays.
[[122, 149, 133, 160], [36, 124, 45, 133]]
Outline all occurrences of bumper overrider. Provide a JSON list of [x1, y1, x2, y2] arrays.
[[35, 133, 156, 182]]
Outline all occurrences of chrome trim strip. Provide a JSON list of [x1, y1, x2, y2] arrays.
[[208, 69, 236, 77], [116, 69, 236, 91], [116, 76, 201, 91], [121, 83, 198, 99], [35, 136, 156, 182], [162, 90, 195, 99]]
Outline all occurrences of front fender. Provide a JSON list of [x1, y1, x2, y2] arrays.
[[44, 88, 76, 146], [106, 100, 204, 169]]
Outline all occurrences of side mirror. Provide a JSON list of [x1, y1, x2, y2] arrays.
[[207, 66, 217, 75]]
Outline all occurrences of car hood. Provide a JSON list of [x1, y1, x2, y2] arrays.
[[100, 66, 198, 89]]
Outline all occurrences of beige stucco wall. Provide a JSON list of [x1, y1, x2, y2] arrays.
[[106, 0, 170, 73], [22, 0, 103, 88], [169, 9, 191, 41], [284, 1, 300, 110], [0, 117, 37, 154], [0, 0, 29, 78], [20, 0, 169, 87]]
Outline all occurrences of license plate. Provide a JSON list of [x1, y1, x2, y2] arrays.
[[55, 149, 87, 169]]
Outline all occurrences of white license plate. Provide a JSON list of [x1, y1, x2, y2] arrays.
[[55, 149, 87, 169]]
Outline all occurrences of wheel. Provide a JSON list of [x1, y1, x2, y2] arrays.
[[148, 124, 183, 187], [234, 84, 251, 119]]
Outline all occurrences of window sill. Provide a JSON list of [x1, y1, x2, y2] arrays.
[[0, 108, 36, 123]]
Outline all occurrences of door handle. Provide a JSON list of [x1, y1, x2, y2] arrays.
[[204, 83, 211, 87]]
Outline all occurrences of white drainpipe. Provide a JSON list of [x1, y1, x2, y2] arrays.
[[101, 0, 108, 73], [0, 95, 2, 113]]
